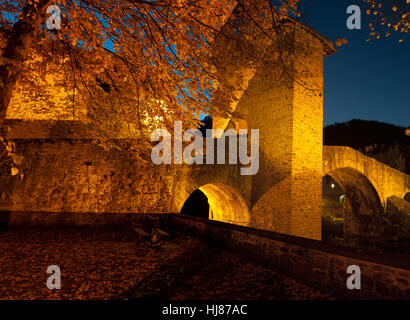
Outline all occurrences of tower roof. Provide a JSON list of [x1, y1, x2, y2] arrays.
[[281, 16, 337, 56]]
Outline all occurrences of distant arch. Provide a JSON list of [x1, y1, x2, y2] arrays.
[[180, 183, 250, 226], [321, 174, 344, 241], [323, 146, 409, 209], [325, 167, 383, 217], [324, 167, 384, 241]]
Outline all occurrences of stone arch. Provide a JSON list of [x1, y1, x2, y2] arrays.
[[321, 174, 344, 241], [404, 192, 410, 203], [180, 189, 209, 218], [179, 183, 250, 226], [325, 167, 383, 216], [324, 167, 384, 243], [323, 146, 410, 209]]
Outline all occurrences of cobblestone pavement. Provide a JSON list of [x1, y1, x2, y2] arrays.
[[0, 228, 335, 300]]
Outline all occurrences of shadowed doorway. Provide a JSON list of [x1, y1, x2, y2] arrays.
[[180, 189, 209, 218]]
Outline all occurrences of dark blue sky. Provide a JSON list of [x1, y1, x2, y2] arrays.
[[304, 0, 409, 127]]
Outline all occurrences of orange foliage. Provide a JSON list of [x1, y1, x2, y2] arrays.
[[363, 0, 409, 42], [0, 0, 308, 151]]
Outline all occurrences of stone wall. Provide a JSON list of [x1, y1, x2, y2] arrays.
[[4, 210, 408, 299], [323, 146, 410, 243], [228, 22, 332, 240], [0, 136, 253, 228], [324, 146, 410, 208], [6, 211, 154, 228], [0, 138, 178, 214], [1, 133, 408, 242], [386, 196, 410, 240], [164, 214, 410, 300], [1, 19, 408, 242]]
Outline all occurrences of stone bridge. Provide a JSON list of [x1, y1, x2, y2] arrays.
[[323, 146, 410, 211], [0, 19, 409, 242], [170, 145, 410, 241], [1, 121, 408, 243]]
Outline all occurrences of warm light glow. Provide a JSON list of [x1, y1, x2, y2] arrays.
[[197, 183, 250, 226], [331, 183, 335, 189]]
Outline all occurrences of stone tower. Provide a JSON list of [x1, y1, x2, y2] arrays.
[[213, 18, 336, 240]]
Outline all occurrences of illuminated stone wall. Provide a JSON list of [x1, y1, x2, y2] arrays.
[[1, 135, 407, 238], [0, 132, 252, 226], [323, 146, 410, 208], [1, 21, 408, 242], [0, 139, 174, 214], [0, 20, 335, 240], [167, 214, 410, 300], [223, 23, 332, 240], [323, 146, 410, 242]]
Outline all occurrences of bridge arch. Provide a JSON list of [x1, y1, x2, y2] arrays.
[[323, 146, 410, 208], [325, 167, 384, 217], [179, 183, 250, 226], [323, 167, 384, 242]]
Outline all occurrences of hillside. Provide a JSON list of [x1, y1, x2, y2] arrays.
[[324, 119, 410, 174]]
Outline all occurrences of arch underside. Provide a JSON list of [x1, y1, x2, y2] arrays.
[[326, 167, 383, 216], [325, 167, 384, 241], [181, 183, 250, 226]]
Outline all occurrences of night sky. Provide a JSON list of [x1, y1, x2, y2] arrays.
[[304, 0, 410, 127]]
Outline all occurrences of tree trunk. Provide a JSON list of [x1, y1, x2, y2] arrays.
[[0, 0, 51, 124]]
